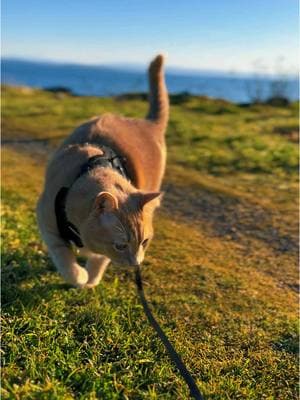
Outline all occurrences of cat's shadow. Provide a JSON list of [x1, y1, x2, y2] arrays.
[[2, 248, 76, 313], [2, 250, 138, 315], [2, 276, 75, 315]]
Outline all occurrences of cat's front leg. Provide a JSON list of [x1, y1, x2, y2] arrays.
[[43, 231, 89, 287], [85, 255, 110, 288]]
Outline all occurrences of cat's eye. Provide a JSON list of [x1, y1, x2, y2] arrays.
[[142, 238, 149, 247], [114, 242, 128, 252]]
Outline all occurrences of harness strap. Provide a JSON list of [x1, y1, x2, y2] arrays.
[[55, 187, 84, 248], [77, 145, 128, 180], [135, 266, 203, 400], [55, 144, 129, 248]]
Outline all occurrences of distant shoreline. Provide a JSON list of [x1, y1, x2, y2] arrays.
[[2, 59, 299, 103], [3, 57, 298, 80]]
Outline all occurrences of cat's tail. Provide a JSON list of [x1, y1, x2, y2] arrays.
[[147, 54, 169, 129]]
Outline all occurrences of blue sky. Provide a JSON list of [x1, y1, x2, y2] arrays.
[[2, 0, 299, 74]]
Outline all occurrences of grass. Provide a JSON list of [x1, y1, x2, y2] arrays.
[[1, 85, 299, 399]]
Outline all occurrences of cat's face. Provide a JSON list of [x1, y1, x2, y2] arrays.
[[81, 191, 161, 266]]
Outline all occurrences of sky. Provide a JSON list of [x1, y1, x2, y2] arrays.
[[1, 0, 299, 75]]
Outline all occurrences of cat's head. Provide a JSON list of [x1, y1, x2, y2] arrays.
[[81, 191, 162, 266]]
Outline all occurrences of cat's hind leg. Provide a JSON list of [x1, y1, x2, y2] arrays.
[[85, 255, 110, 288]]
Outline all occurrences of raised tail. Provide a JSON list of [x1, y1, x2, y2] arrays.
[[147, 54, 169, 129]]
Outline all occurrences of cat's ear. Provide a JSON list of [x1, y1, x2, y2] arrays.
[[138, 192, 163, 209], [94, 191, 119, 213]]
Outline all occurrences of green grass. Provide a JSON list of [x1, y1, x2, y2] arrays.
[[2, 86, 299, 399]]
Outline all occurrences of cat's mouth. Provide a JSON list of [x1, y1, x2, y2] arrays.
[[109, 252, 141, 267], [111, 259, 139, 268]]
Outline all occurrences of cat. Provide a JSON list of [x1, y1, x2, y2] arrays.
[[37, 55, 169, 288]]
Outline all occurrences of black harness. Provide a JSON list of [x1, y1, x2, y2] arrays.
[[54, 144, 129, 248]]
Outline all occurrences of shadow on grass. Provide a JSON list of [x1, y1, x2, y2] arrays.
[[1, 248, 137, 316], [272, 332, 299, 355], [1, 247, 71, 312]]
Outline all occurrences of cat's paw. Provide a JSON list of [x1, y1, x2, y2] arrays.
[[65, 264, 89, 288], [83, 273, 103, 289], [84, 255, 109, 289], [83, 282, 99, 289]]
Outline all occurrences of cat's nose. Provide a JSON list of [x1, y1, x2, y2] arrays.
[[129, 255, 140, 266], [131, 260, 140, 267]]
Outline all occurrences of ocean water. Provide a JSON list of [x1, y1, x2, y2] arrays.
[[2, 59, 299, 103]]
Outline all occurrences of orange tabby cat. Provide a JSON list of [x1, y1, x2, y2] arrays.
[[37, 55, 169, 288]]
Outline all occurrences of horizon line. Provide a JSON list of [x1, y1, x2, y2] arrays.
[[2, 55, 298, 80]]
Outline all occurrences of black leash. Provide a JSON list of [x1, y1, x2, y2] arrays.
[[135, 266, 204, 400]]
